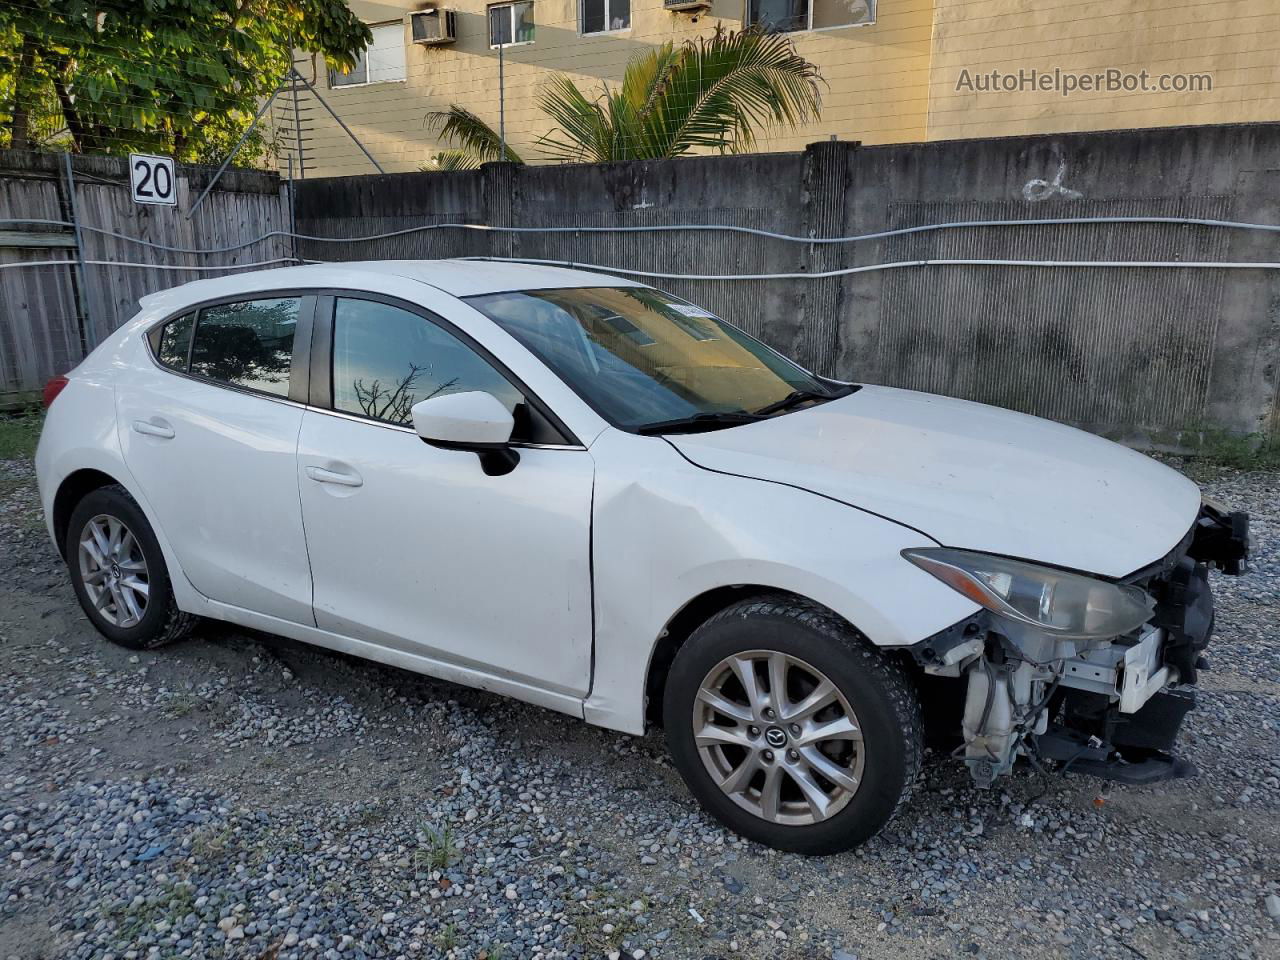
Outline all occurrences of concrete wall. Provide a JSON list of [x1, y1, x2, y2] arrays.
[[287, 0, 1280, 176], [295, 122, 1280, 442]]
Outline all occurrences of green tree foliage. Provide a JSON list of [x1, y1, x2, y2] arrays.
[[426, 27, 822, 167], [0, 0, 370, 163]]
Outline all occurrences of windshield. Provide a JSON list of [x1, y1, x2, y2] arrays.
[[465, 286, 843, 430]]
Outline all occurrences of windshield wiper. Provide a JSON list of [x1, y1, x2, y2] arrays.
[[753, 388, 836, 417], [636, 411, 763, 436]]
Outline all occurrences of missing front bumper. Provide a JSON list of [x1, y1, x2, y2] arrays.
[[908, 501, 1249, 790]]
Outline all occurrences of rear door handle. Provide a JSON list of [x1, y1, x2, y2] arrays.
[[132, 419, 175, 440], [305, 465, 363, 488]]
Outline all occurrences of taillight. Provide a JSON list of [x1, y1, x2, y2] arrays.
[[42, 375, 69, 408]]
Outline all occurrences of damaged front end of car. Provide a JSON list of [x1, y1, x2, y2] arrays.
[[904, 501, 1250, 788]]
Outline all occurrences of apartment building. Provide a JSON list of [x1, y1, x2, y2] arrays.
[[279, 0, 1280, 176]]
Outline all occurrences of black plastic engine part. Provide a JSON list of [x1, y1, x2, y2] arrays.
[[1112, 688, 1197, 753], [1040, 688, 1199, 784], [1189, 505, 1250, 575], [1153, 559, 1215, 684]]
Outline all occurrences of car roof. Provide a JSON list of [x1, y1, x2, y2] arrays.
[[138, 259, 644, 314], [341, 259, 645, 296]]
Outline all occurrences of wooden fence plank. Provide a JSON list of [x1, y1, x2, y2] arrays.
[[0, 230, 76, 248]]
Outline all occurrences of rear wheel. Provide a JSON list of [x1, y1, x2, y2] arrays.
[[66, 485, 196, 649], [663, 595, 922, 854]]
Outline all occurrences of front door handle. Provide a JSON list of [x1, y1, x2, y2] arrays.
[[132, 419, 175, 440], [305, 465, 363, 488]]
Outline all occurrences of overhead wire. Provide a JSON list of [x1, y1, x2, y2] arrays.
[[0, 257, 300, 272], [8, 212, 1280, 257]]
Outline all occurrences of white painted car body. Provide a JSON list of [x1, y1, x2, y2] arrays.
[[669, 386, 1202, 578], [35, 260, 1204, 740]]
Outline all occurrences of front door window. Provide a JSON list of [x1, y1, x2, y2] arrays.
[[332, 297, 524, 426]]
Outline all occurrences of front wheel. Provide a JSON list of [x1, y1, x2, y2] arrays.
[[663, 595, 922, 854]]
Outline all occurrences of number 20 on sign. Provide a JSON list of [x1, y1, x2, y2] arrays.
[[129, 154, 177, 206]]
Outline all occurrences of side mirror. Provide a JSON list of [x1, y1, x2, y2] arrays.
[[411, 391, 520, 476]]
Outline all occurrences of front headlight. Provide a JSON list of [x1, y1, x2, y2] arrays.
[[901, 547, 1153, 639]]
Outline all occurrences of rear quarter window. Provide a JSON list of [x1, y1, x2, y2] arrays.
[[150, 313, 195, 371]]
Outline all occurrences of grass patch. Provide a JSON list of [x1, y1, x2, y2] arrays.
[[436, 922, 459, 952], [162, 691, 203, 718], [101, 879, 197, 942], [187, 824, 236, 860], [414, 822, 459, 872], [565, 890, 648, 955], [1178, 428, 1280, 480], [0, 407, 43, 460]]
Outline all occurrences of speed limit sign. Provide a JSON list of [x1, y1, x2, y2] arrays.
[[129, 153, 177, 206]]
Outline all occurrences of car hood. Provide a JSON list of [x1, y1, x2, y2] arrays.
[[667, 385, 1201, 578]]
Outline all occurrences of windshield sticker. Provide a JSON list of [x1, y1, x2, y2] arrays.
[[669, 303, 719, 319]]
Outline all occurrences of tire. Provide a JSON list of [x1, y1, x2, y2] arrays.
[[65, 484, 197, 650], [663, 595, 922, 854]]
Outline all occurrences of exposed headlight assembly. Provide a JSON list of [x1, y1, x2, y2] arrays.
[[901, 547, 1154, 639]]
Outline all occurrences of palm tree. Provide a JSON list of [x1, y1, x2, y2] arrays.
[[425, 27, 821, 167]]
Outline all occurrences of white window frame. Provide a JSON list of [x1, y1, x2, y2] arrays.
[[488, 1, 536, 49], [329, 21, 407, 88], [580, 0, 630, 36], [745, 0, 876, 34]]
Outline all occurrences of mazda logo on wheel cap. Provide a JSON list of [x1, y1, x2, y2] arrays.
[[764, 727, 788, 748]]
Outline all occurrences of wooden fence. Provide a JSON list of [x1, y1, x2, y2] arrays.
[[0, 151, 289, 408]]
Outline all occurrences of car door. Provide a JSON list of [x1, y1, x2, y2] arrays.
[[296, 293, 595, 697], [115, 294, 316, 626]]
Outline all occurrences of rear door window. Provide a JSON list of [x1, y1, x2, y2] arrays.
[[188, 297, 300, 397]]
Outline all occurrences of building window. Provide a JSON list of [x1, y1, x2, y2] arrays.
[[747, 0, 874, 33], [489, 1, 535, 47], [582, 0, 629, 34], [329, 22, 407, 87]]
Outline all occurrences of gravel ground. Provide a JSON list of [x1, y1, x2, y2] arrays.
[[0, 453, 1277, 960]]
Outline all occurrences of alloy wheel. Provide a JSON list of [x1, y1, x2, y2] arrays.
[[78, 514, 150, 628], [692, 650, 864, 826]]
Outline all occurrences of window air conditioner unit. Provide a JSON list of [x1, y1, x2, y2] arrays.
[[664, 0, 710, 9], [411, 8, 457, 44]]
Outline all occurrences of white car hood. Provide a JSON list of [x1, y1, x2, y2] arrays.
[[668, 385, 1202, 578]]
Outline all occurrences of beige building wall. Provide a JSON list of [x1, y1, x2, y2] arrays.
[[286, 0, 1280, 177], [926, 0, 1280, 141], [288, 0, 935, 176]]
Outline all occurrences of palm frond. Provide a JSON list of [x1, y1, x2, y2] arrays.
[[621, 42, 682, 123], [644, 26, 823, 158], [424, 105, 522, 164], [535, 76, 615, 163], [421, 149, 481, 171]]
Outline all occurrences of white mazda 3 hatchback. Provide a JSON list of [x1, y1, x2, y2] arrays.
[[35, 260, 1250, 853]]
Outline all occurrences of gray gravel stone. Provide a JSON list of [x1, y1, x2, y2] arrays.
[[0, 450, 1276, 959]]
